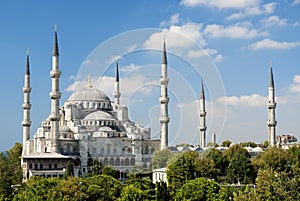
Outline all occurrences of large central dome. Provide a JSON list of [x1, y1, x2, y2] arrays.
[[68, 87, 110, 101]]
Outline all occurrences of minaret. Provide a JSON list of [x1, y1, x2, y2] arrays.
[[49, 26, 61, 153], [267, 61, 277, 146], [199, 83, 207, 148], [114, 60, 121, 108], [159, 40, 170, 150], [22, 52, 32, 156]]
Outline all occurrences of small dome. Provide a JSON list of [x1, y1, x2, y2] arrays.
[[68, 87, 110, 101], [59, 125, 72, 133], [84, 111, 114, 120], [244, 147, 253, 152], [253, 147, 264, 152], [98, 126, 113, 132]]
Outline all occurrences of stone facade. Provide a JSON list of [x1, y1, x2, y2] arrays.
[[21, 29, 161, 180]]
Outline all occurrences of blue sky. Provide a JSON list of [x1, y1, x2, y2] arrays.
[[1, 0, 300, 151]]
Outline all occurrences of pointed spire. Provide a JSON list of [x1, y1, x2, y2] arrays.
[[25, 49, 30, 75], [86, 74, 93, 88], [115, 60, 119, 82], [269, 60, 274, 87], [200, 82, 205, 100], [162, 37, 167, 65], [52, 25, 59, 56]]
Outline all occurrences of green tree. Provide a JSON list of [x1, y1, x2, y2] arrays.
[[226, 154, 255, 184], [175, 177, 220, 201], [119, 184, 144, 201], [223, 144, 251, 161], [166, 151, 198, 198], [240, 141, 257, 148], [102, 166, 118, 179], [84, 174, 123, 201], [194, 157, 218, 179], [221, 140, 232, 147], [155, 181, 169, 201], [0, 143, 23, 200], [206, 148, 228, 176], [124, 175, 155, 200], [252, 147, 288, 172], [64, 160, 74, 178], [14, 176, 58, 200], [151, 149, 174, 169]]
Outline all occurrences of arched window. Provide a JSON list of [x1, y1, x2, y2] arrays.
[[106, 144, 111, 154], [109, 158, 114, 166], [87, 158, 93, 167], [130, 158, 135, 166], [125, 158, 129, 166], [103, 157, 108, 165], [113, 147, 117, 154], [115, 158, 120, 166]]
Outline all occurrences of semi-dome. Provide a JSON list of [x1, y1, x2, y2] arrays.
[[84, 111, 114, 120], [59, 125, 72, 133], [68, 87, 110, 101]]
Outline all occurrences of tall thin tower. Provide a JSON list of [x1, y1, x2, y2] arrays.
[[199, 83, 207, 148], [267, 61, 277, 146], [114, 60, 121, 108], [49, 26, 61, 153], [159, 40, 170, 150], [22, 52, 32, 156]]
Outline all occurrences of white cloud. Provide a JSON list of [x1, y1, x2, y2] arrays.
[[181, 0, 260, 9], [204, 24, 268, 39], [126, 44, 137, 53], [120, 64, 140, 73], [160, 13, 180, 27], [106, 55, 124, 65], [226, 2, 277, 20], [217, 94, 267, 107], [289, 75, 300, 93], [69, 75, 75, 80], [261, 15, 287, 27], [250, 39, 300, 50], [186, 48, 218, 59], [214, 54, 223, 63], [292, 0, 300, 5], [144, 22, 206, 49]]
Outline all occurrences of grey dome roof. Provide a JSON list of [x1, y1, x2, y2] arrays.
[[68, 87, 110, 101], [84, 111, 114, 120], [59, 125, 72, 133]]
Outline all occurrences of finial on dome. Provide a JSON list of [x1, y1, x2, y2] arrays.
[[137, 117, 140, 127], [87, 74, 93, 88]]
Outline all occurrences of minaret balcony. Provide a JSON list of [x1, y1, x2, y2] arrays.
[[199, 126, 207, 131], [22, 103, 32, 109], [114, 92, 121, 98], [159, 97, 169, 103], [23, 87, 31, 93], [50, 70, 61, 78], [267, 120, 277, 126], [22, 120, 31, 126], [160, 77, 169, 85], [267, 102, 276, 108], [50, 91, 61, 99], [159, 116, 170, 123], [200, 111, 207, 116], [49, 114, 60, 121]]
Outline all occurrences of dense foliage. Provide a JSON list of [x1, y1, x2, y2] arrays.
[[2, 142, 300, 201]]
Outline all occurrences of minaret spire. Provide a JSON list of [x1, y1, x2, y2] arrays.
[[267, 60, 276, 146], [199, 82, 207, 148], [114, 60, 121, 108], [159, 39, 170, 150], [22, 51, 32, 156], [49, 25, 61, 153]]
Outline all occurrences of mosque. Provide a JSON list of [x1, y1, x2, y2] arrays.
[[20, 28, 170, 180], [20, 28, 277, 181]]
